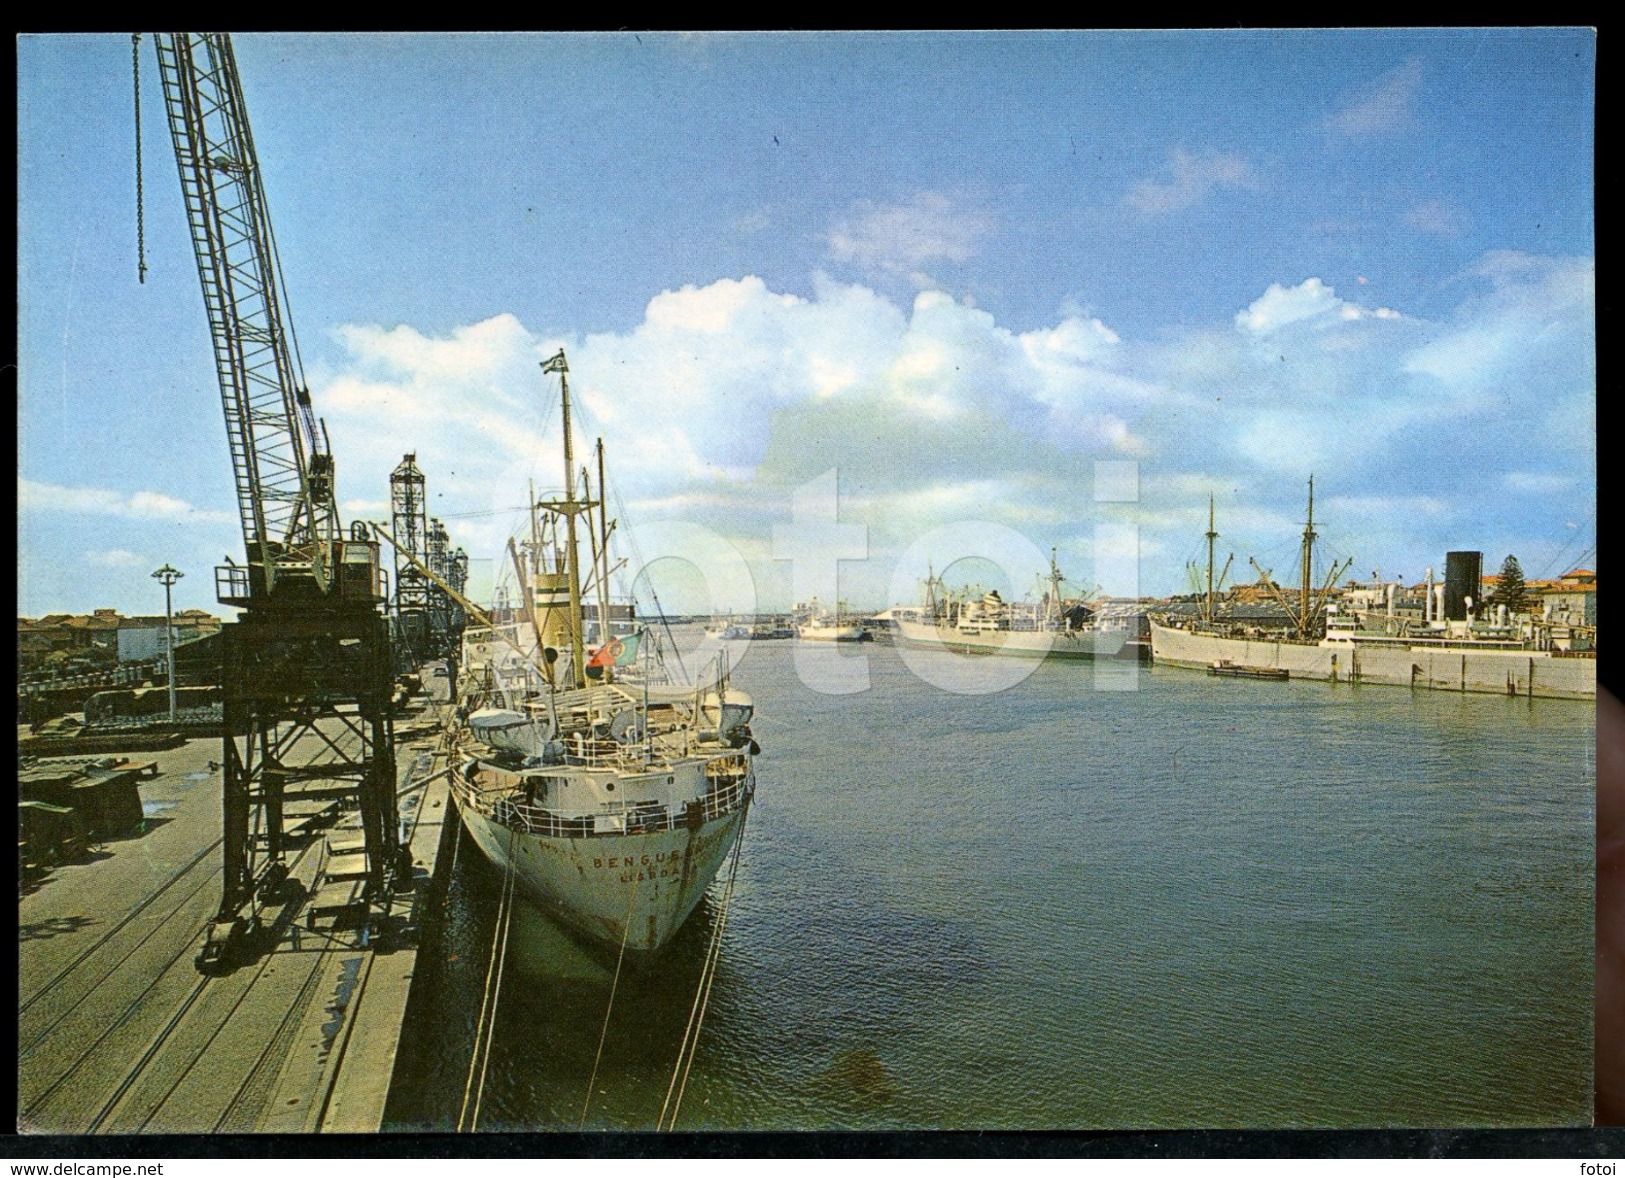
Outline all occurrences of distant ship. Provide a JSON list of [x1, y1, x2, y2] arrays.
[[1149, 481, 1596, 700], [893, 552, 1129, 660], [705, 616, 751, 641], [450, 350, 758, 952], [796, 599, 870, 642]]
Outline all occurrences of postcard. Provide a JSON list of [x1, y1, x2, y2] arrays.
[[16, 30, 1598, 1138]]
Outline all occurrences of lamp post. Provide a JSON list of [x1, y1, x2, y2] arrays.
[[152, 564, 184, 722]]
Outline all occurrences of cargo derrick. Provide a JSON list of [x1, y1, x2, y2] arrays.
[[147, 33, 411, 971], [389, 454, 433, 669], [386, 455, 466, 667]]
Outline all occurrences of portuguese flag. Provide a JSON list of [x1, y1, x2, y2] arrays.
[[587, 631, 641, 669]]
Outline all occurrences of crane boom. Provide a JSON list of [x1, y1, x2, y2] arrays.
[[145, 33, 401, 972], [152, 32, 338, 600]]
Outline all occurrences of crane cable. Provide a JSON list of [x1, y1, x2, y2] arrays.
[[132, 34, 147, 284], [578, 869, 643, 1128], [656, 799, 751, 1131], [458, 823, 519, 1132]]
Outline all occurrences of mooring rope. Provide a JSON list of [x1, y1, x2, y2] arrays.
[[458, 824, 518, 1132], [467, 850, 515, 1131], [656, 800, 751, 1131], [441, 729, 464, 881], [578, 868, 643, 1128]]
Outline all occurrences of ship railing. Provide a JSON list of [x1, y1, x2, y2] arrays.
[[478, 778, 753, 838], [551, 730, 699, 770], [696, 772, 751, 820], [703, 755, 750, 787], [451, 756, 753, 837]]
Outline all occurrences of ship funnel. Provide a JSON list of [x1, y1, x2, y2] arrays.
[[532, 572, 574, 651], [1445, 551, 1483, 622]]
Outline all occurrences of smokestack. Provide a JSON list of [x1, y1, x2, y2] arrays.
[[1425, 567, 1434, 623], [1444, 551, 1483, 622]]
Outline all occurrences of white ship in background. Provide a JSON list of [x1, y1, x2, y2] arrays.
[[1149, 482, 1596, 700], [795, 599, 870, 642], [893, 552, 1129, 660], [451, 350, 758, 952]]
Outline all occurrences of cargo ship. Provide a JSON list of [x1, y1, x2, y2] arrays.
[[1149, 482, 1596, 700], [450, 350, 758, 951], [893, 552, 1129, 660]]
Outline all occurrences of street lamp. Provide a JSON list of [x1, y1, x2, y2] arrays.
[[151, 564, 184, 723]]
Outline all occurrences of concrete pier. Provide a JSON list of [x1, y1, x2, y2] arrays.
[[17, 702, 455, 1135]]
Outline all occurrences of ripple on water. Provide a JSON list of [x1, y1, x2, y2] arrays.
[[386, 641, 1593, 1130]]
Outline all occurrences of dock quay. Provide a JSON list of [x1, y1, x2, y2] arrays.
[[17, 697, 458, 1135]]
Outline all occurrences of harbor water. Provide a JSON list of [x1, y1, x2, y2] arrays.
[[384, 631, 1594, 1130]]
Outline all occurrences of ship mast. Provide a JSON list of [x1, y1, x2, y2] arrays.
[[528, 479, 540, 576], [1206, 494, 1218, 623], [595, 439, 613, 647], [1299, 476, 1317, 639], [1049, 548, 1064, 626], [540, 350, 588, 689]]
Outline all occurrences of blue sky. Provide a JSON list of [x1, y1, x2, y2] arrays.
[[18, 31, 1595, 617]]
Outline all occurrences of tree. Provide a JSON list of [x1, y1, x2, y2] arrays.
[[1490, 554, 1528, 615]]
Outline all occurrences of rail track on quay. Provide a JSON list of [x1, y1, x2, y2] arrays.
[[17, 724, 452, 1136]]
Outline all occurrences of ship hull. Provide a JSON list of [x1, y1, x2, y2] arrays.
[[894, 619, 1129, 659], [455, 798, 747, 952], [798, 626, 867, 641], [1149, 619, 1595, 700]]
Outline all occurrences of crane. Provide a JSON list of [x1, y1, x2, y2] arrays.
[[152, 33, 340, 601], [146, 33, 410, 970]]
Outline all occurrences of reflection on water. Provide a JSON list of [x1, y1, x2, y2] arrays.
[[385, 636, 1594, 1130]]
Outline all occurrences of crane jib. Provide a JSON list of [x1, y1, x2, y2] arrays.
[[149, 33, 376, 608]]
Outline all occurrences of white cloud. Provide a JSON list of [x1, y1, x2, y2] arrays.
[[309, 250, 1591, 607], [1236, 278, 1345, 334], [1504, 472, 1577, 495], [1326, 494, 1452, 519], [1324, 59, 1424, 136], [1126, 148, 1259, 215], [1234, 413, 1333, 474], [1235, 278, 1403, 335], [1404, 253, 1593, 405], [1403, 199, 1468, 237], [1021, 315, 1120, 365], [645, 276, 800, 335], [18, 478, 233, 523], [827, 192, 992, 280], [84, 548, 147, 568]]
